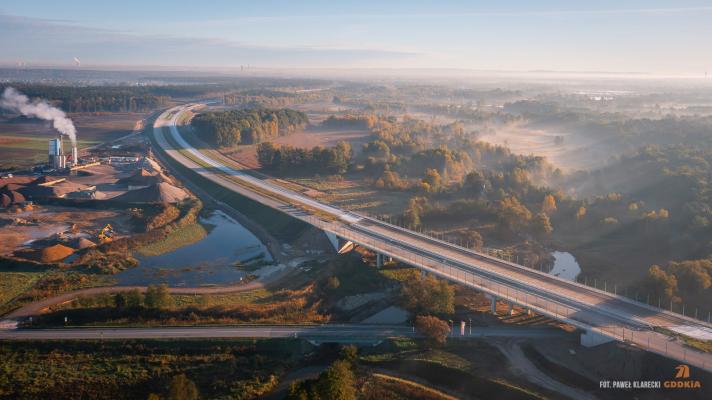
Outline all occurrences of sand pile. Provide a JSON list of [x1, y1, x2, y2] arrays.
[[0, 189, 25, 207], [74, 237, 97, 249], [112, 182, 189, 203], [35, 243, 75, 263], [116, 168, 163, 187]]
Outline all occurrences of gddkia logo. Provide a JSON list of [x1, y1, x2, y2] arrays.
[[674, 364, 690, 379], [664, 364, 701, 389], [599, 364, 702, 390]]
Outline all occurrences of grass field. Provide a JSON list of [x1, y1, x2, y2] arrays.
[[0, 339, 297, 400], [171, 288, 273, 308], [0, 112, 148, 169], [135, 221, 209, 257], [0, 135, 101, 168], [0, 271, 45, 309]]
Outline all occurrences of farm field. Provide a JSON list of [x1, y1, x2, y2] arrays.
[[0, 112, 149, 170]]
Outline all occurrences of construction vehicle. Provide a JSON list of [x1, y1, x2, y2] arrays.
[[98, 224, 114, 242]]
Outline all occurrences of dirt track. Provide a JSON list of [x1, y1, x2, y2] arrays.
[[5, 266, 295, 319]]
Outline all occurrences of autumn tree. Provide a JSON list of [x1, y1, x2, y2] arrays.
[[576, 206, 587, 221], [415, 315, 450, 346], [404, 196, 428, 227], [464, 230, 484, 250], [497, 196, 532, 232], [541, 194, 557, 215], [668, 259, 712, 294], [400, 274, 454, 315], [167, 374, 199, 400], [420, 168, 443, 193], [647, 265, 678, 302], [531, 212, 553, 237], [318, 360, 356, 400]]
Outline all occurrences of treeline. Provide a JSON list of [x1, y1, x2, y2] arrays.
[[322, 114, 378, 130], [192, 108, 308, 147], [1, 85, 169, 113], [222, 89, 321, 108], [257, 141, 352, 174]]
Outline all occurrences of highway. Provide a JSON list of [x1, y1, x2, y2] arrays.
[[153, 104, 712, 372], [0, 325, 563, 341]]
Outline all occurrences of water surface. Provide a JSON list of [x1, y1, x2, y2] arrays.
[[115, 210, 272, 287], [549, 251, 581, 281]]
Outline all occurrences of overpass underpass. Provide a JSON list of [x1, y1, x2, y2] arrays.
[[154, 104, 712, 373]]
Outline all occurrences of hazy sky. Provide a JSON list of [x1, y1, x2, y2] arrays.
[[1, 0, 711, 75]]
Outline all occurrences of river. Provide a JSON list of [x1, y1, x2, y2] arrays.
[[115, 210, 273, 287]]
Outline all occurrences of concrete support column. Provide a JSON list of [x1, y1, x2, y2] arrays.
[[526, 308, 532, 316], [387, 256, 393, 263], [421, 270, 427, 278], [376, 253, 383, 268], [507, 302, 514, 316], [486, 294, 497, 314]]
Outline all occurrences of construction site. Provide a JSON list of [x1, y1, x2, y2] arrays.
[[0, 128, 192, 264]]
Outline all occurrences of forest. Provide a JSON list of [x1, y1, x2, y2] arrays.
[[0, 84, 170, 113], [192, 108, 308, 147], [268, 110, 712, 315], [257, 141, 353, 174]]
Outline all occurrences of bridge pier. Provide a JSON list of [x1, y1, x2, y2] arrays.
[[376, 253, 384, 268], [324, 231, 354, 254], [507, 302, 514, 316], [580, 330, 615, 347], [486, 294, 497, 314]]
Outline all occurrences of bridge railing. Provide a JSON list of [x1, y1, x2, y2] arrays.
[[304, 215, 711, 373]]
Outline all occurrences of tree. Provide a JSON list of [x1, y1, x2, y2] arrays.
[[576, 206, 587, 221], [497, 196, 532, 232], [415, 315, 450, 346], [669, 259, 712, 293], [647, 265, 678, 302], [374, 170, 407, 190], [404, 197, 427, 227], [114, 292, 127, 309], [339, 345, 358, 364], [326, 276, 341, 291], [541, 194, 557, 215], [465, 230, 484, 250], [421, 168, 442, 193], [317, 360, 356, 400], [400, 274, 454, 315], [531, 212, 553, 237], [125, 289, 143, 307], [257, 142, 277, 167], [167, 374, 199, 400], [144, 284, 174, 309], [463, 170, 486, 196]]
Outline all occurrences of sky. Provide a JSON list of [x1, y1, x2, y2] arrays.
[[1, 0, 711, 75]]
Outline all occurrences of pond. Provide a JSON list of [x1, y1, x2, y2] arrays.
[[115, 210, 273, 287], [548, 251, 581, 281]]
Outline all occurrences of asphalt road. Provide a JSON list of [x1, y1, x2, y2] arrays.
[[0, 324, 565, 341], [153, 104, 712, 372]]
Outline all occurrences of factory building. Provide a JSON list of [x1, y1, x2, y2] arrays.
[[48, 136, 78, 169]]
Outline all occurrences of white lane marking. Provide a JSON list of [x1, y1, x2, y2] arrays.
[[165, 107, 361, 224]]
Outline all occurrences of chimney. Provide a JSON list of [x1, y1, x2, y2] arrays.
[[72, 146, 78, 165]]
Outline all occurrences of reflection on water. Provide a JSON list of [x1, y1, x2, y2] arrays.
[[549, 251, 581, 281], [115, 210, 273, 287]]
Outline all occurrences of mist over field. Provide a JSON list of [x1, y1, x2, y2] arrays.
[[2, 1, 712, 399]]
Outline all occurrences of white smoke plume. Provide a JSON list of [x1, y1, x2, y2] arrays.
[[0, 87, 77, 146]]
